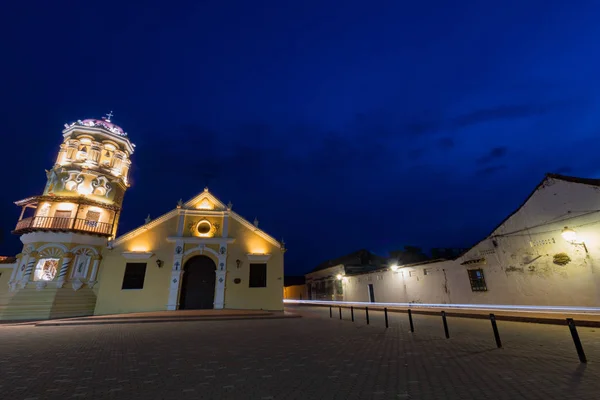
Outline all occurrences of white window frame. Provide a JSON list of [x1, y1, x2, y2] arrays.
[[71, 254, 92, 279], [34, 258, 59, 281]]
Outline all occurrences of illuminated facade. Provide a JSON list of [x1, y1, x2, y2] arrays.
[[0, 116, 134, 320], [319, 174, 600, 307], [0, 116, 285, 320], [95, 188, 286, 314]]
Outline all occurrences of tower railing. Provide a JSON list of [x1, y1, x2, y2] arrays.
[[13, 216, 113, 236]]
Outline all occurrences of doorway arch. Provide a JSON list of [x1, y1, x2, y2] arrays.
[[179, 255, 216, 310]]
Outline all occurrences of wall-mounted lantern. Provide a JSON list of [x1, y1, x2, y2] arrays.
[[336, 274, 343, 280], [156, 259, 164, 268], [390, 265, 399, 272], [561, 226, 588, 253]]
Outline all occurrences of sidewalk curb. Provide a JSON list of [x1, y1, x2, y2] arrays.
[[298, 304, 600, 327]]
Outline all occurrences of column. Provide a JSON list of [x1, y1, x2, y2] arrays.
[[214, 245, 228, 309], [88, 256, 101, 288], [166, 240, 185, 310], [20, 252, 38, 288], [56, 253, 73, 288]]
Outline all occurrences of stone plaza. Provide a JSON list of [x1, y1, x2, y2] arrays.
[[0, 306, 599, 399]]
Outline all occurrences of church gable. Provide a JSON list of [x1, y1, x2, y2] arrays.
[[183, 188, 228, 211], [112, 210, 178, 248]]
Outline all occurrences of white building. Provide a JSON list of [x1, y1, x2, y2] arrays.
[[327, 174, 600, 307]]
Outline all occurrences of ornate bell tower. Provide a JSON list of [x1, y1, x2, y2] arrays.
[[2, 114, 135, 320]]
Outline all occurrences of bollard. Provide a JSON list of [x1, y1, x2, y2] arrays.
[[489, 314, 502, 348], [384, 307, 389, 328], [366, 307, 370, 325], [329, 306, 332, 318], [441, 311, 450, 339], [339, 306, 342, 320], [566, 318, 587, 363], [351, 306, 354, 322], [408, 309, 414, 332]]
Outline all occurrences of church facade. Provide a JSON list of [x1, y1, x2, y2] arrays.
[[0, 117, 285, 320]]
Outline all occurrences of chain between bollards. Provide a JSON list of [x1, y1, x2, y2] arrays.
[[339, 306, 342, 320], [566, 318, 587, 363], [489, 313, 502, 348], [408, 309, 414, 332], [351, 306, 354, 322], [366, 307, 370, 325], [441, 311, 450, 339], [384, 307, 389, 328]]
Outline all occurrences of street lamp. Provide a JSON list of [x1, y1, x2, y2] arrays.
[[390, 265, 399, 272], [561, 226, 588, 253], [336, 274, 343, 280]]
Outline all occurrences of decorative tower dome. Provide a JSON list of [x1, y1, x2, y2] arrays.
[[4, 114, 135, 319], [14, 113, 134, 239]]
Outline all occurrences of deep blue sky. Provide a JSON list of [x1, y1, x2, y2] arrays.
[[2, 1, 600, 275]]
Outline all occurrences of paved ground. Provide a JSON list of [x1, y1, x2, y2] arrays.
[[0, 306, 599, 400]]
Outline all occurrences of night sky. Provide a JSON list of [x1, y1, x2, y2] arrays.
[[2, 1, 600, 275]]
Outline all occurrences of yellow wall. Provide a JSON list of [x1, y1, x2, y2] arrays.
[[94, 206, 285, 314], [223, 218, 284, 311], [0, 266, 14, 291], [284, 284, 307, 300], [94, 215, 178, 315]]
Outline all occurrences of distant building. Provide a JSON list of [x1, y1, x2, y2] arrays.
[[305, 249, 387, 301], [322, 174, 600, 307]]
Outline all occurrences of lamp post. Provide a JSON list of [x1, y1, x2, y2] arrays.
[[561, 226, 588, 254]]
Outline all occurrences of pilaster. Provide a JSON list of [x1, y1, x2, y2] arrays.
[[56, 253, 73, 288], [20, 252, 38, 288], [214, 245, 228, 309], [166, 240, 185, 310], [88, 256, 101, 288]]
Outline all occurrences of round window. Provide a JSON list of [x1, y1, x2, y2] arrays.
[[197, 220, 211, 235]]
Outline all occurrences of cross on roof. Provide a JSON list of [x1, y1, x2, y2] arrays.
[[105, 111, 114, 121]]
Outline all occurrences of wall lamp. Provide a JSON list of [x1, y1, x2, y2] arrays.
[[561, 226, 588, 253], [390, 265, 399, 272], [156, 259, 164, 268]]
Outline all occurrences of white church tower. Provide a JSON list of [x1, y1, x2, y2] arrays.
[[0, 114, 134, 320]]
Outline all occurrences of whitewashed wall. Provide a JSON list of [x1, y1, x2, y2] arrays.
[[341, 177, 600, 307]]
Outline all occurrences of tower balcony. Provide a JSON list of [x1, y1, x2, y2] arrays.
[[13, 216, 113, 236]]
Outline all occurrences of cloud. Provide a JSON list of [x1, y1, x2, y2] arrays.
[[477, 146, 508, 164], [450, 104, 563, 129], [476, 165, 507, 176]]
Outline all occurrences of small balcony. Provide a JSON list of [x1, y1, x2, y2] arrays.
[[13, 216, 113, 236]]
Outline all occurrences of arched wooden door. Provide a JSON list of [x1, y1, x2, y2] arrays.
[[179, 255, 216, 310]]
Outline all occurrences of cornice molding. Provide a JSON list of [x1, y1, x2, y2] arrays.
[[112, 209, 178, 246], [246, 253, 272, 262], [166, 236, 236, 245], [14, 195, 121, 211], [230, 211, 282, 248], [122, 251, 154, 260]]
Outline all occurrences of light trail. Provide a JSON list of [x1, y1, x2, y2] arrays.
[[283, 299, 600, 314]]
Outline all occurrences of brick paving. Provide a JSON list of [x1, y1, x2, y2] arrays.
[[0, 306, 599, 400]]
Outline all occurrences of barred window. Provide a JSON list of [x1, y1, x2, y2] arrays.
[[467, 269, 487, 292]]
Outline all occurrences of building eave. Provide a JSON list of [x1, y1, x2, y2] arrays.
[[62, 125, 135, 154], [14, 195, 121, 211]]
